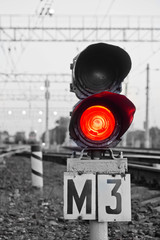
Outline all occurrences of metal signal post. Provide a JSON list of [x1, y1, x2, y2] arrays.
[[64, 42, 136, 240]]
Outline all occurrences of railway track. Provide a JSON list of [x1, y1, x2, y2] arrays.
[[43, 146, 160, 187], [129, 163, 160, 188], [0, 144, 30, 168], [0, 146, 160, 239], [1, 144, 160, 186], [131, 183, 160, 217]]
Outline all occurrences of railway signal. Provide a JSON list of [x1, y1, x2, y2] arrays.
[[64, 42, 136, 240], [69, 43, 136, 149]]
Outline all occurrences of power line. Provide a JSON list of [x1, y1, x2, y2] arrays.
[[98, 0, 116, 27], [0, 15, 159, 42], [131, 46, 160, 78]]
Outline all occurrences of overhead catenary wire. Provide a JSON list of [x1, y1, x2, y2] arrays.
[[131, 45, 160, 78], [98, 0, 116, 27]]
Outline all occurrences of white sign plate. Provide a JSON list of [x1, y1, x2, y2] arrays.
[[98, 174, 131, 222], [64, 173, 96, 220]]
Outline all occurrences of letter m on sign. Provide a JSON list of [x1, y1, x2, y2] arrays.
[[64, 173, 96, 220]]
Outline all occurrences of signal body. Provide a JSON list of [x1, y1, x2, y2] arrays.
[[70, 43, 131, 98], [69, 43, 136, 149]]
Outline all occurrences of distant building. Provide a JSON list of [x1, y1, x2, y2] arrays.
[[0, 131, 9, 144], [28, 131, 37, 144], [15, 132, 26, 144]]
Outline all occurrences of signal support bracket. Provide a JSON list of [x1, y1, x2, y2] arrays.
[[74, 147, 125, 161], [108, 148, 124, 160]]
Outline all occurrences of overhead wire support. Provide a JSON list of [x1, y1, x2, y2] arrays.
[[0, 72, 71, 83], [0, 15, 160, 42]]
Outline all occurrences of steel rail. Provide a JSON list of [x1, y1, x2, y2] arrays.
[[0, 145, 30, 163]]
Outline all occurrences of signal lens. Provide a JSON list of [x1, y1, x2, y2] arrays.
[[80, 105, 115, 141]]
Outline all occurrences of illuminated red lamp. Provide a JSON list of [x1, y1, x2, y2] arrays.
[[80, 105, 115, 141], [69, 91, 136, 148]]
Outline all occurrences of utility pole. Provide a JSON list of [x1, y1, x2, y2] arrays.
[[144, 64, 150, 148], [121, 81, 128, 147], [45, 78, 50, 148]]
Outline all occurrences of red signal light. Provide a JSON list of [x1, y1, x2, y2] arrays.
[[80, 105, 115, 141], [69, 91, 136, 148]]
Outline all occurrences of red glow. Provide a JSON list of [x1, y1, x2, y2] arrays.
[[80, 105, 115, 141]]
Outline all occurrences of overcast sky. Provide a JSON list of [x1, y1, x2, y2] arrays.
[[0, 0, 160, 15], [0, 0, 160, 137]]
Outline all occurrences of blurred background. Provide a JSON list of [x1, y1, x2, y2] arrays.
[[0, 0, 160, 149]]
